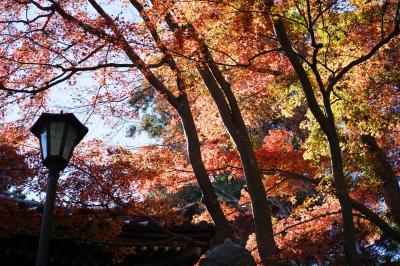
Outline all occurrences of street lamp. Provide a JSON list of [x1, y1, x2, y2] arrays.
[[31, 112, 88, 266]]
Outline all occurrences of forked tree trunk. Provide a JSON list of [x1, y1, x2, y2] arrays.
[[261, 1, 361, 264], [197, 65, 278, 265], [361, 134, 400, 225], [163, 15, 278, 264]]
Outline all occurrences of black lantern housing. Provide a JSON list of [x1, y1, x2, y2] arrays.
[[31, 113, 88, 171]]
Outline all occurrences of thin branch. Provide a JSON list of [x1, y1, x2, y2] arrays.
[[327, 10, 400, 94], [274, 210, 341, 236]]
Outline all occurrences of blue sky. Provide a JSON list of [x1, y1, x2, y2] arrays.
[[5, 81, 156, 150]]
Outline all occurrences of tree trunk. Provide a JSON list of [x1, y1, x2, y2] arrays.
[[197, 66, 278, 265], [155, 12, 232, 246], [166, 7, 277, 263], [361, 134, 400, 225], [327, 131, 360, 265], [235, 137, 278, 264], [177, 95, 232, 245], [260, 1, 361, 264]]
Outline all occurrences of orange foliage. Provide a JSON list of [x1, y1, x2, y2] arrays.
[[0, 0, 398, 264]]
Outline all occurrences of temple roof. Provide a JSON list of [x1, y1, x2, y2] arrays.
[[0, 194, 215, 266]]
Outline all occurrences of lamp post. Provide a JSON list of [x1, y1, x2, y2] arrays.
[[31, 113, 88, 266]]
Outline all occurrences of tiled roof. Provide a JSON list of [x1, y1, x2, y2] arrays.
[[0, 194, 215, 266]]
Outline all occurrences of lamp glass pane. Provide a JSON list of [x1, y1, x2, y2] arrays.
[[40, 129, 47, 159], [49, 122, 65, 156], [62, 125, 77, 160]]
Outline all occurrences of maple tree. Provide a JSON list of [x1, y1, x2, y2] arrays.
[[0, 0, 399, 265], [0, 124, 38, 195], [257, 1, 399, 264]]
